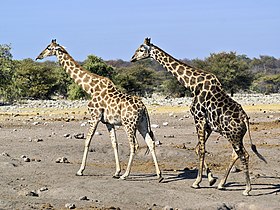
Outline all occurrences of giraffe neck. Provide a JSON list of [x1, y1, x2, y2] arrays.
[[55, 49, 113, 96], [150, 45, 216, 92]]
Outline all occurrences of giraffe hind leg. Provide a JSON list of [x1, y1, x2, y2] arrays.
[[218, 143, 251, 196], [137, 119, 162, 181], [106, 124, 121, 178], [119, 126, 137, 180]]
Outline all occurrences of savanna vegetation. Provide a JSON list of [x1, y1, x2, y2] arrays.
[[0, 43, 279, 103]]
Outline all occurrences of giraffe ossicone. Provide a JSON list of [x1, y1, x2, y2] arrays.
[[131, 37, 266, 195], [36, 39, 162, 181]]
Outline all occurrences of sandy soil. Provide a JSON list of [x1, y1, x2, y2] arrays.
[[0, 103, 280, 210]]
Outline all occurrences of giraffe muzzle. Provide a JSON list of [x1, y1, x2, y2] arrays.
[[35, 55, 43, 60], [130, 56, 137, 62]]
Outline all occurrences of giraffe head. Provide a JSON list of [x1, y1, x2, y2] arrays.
[[130, 37, 152, 62], [36, 39, 66, 60]]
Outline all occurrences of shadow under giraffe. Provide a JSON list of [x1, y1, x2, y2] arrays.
[[131, 38, 267, 195], [36, 39, 162, 181]]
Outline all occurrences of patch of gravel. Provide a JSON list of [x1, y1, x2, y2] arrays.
[[0, 94, 279, 112], [143, 93, 280, 106]]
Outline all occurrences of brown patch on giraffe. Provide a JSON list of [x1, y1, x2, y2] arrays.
[[73, 68, 79, 74], [83, 75, 91, 83], [203, 80, 211, 90], [176, 66, 185, 75], [171, 62, 177, 70], [94, 85, 101, 92], [83, 84, 90, 93], [185, 70, 192, 77], [190, 77, 196, 86], [75, 79, 82, 85], [72, 74, 78, 80], [197, 76, 205, 83], [172, 71, 179, 78], [100, 90, 107, 98], [206, 74, 213, 80], [78, 72, 86, 78]]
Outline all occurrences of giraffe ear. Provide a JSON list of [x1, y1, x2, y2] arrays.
[[144, 37, 151, 45]]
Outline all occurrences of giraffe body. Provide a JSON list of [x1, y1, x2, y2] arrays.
[[131, 38, 266, 195], [36, 40, 162, 180]]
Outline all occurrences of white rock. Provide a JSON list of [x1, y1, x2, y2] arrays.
[[39, 187, 48, 192], [95, 131, 102, 135], [80, 122, 87, 127], [1, 152, 10, 157], [155, 140, 162, 145], [151, 124, 160, 128], [162, 122, 169, 126], [56, 157, 70, 163], [63, 133, 71, 138], [65, 203, 76, 209], [79, 196, 89, 200]]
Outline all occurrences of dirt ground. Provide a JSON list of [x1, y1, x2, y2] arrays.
[[0, 103, 280, 210]]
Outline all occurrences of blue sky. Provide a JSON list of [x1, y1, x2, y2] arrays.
[[1, 0, 280, 61]]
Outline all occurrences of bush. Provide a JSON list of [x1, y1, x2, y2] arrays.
[[114, 64, 157, 96], [13, 59, 56, 99]]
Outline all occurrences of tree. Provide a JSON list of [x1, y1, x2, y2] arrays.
[[83, 55, 115, 79], [13, 59, 56, 99], [0, 44, 15, 102], [67, 55, 115, 100], [114, 64, 157, 96], [193, 52, 253, 95], [41, 61, 72, 98], [251, 74, 280, 94], [250, 55, 280, 75]]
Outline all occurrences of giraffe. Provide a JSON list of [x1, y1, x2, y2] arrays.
[[36, 39, 162, 181], [131, 38, 266, 195]]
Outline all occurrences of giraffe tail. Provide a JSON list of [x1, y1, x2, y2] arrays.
[[246, 117, 267, 164]]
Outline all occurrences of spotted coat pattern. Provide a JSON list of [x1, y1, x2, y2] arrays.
[[131, 38, 266, 195], [36, 40, 162, 180]]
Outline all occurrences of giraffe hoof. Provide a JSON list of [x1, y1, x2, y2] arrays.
[[242, 190, 250, 196], [209, 177, 217, 186], [217, 185, 225, 190], [158, 177, 164, 183], [76, 172, 83, 176], [119, 175, 127, 180], [112, 175, 120, 179], [191, 184, 200, 189]]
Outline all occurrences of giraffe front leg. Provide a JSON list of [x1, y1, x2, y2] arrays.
[[206, 167, 217, 186], [192, 141, 205, 189], [195, 142, 216, 186], [106, 124, 121, 178], [239, 147, 251, 196], [192, 124, 206, 189], [76, 120, 99, 176]]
